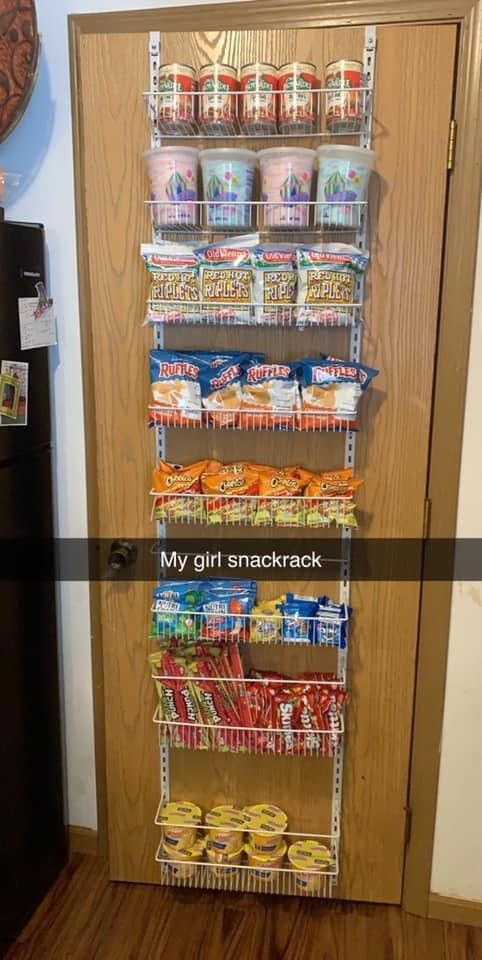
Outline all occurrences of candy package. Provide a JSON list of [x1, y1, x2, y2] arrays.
[[149, 349, 204, 426], [240, 361, 300, 429], [251, 244, 297, 325], [297, 356, 378, 430], [250, 596, 285, 643], [200, 581, 256, 643], [141, 242, 200, 324], [280, 598, 318, 643], [296, 244, 368, 326], [151, 581, 205, 639], [314, 597, 351, 648], [196, 235, 258, 324]]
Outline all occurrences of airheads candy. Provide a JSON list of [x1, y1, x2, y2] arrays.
[[296, 243, 368, 326], [151, 580, 205, 639], [297, 356, 378, 430]]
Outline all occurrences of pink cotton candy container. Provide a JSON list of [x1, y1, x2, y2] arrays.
[[144, 146, 199, 227], [258, 147, 316, 229]]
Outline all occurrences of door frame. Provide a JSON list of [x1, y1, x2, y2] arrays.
[[69, 0, 482, 918]]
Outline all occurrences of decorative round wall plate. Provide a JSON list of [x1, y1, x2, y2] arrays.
[[0, 0, 40, 143]]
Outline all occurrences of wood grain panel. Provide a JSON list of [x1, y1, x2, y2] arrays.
[[7, 854, 482, 960], [339, 24, 456, 900], [76, 21, 456, 902], [79, 31, 159, 882]]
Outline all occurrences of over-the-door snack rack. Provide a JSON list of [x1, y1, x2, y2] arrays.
[[144, 26, 377, 898]]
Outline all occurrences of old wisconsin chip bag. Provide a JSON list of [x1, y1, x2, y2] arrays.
[[296, 243, 368, 326], [252, 243, 297, 325], [196, 235, 258, 324], [149, 349, 204, 426], [240, 361, 300, 429], [297, 356, 378, 430], [141, 242, 200, 324]]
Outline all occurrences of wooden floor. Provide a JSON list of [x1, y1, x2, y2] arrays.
[[5, 854, 482, 960]]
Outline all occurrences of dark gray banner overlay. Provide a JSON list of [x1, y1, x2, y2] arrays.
[[0, 538, 481, 581]]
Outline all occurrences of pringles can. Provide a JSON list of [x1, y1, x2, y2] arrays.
[[157, 62, 196, 134], [278, 61, 318, 134], [325, 59, 364, 132], [199, 63, 238, 134], [239, 62, 278, 133]]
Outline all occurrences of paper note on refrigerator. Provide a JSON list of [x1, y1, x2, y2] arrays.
[[18, 297, 57, 350]]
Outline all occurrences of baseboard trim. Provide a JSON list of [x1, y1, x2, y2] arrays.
[[68, 825, 99, 858], [429, 893, 482, 927]]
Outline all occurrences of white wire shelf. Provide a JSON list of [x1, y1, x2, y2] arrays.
[[150, 490, 357, 528], [144, 85, 371, 142], [149, 406, 356, 433], [150, 606, 350, 648], [145, 300, 362, 327], [156, 840, 337, 897], [146, 199, 366, 234], [153, 706, 344, 757]]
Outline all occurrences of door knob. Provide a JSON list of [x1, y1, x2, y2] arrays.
[[107, 539, 138, 572]]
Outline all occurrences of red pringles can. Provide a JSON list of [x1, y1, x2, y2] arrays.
[[199, 63, 238, 135], [325, 59, 364, 132], [157, 63, 196, 134], [239, 62, 278, 134], [278, 61, 318, 134]]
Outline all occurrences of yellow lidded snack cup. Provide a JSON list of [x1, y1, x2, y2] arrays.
[[245, 840, 287, 882], [159, 800, 202, 851], [206, 843, 243, 877], [245, 804, 288, 854], [205, 805, 246, 854], [287, 839, 333, 891], [162, 835, 204, 881]]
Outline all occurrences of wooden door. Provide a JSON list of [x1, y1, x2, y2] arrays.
[[74, 19, 456, 902]]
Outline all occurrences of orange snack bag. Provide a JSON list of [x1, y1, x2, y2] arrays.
[[201, 464, 259, 497], [258, 467, 311, 497], [154, 459, 206, 494], [201, 464, 260, 524], [304, 468, 363, 498], [154, 459, 221, 494]]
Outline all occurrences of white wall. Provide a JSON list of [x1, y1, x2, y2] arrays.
[[0, 0, 246, 830], [431, 203, 482, 903], [2, 1, 481, 902]]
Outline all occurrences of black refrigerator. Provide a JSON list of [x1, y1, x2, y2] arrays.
[[0, 217, 66, 955]]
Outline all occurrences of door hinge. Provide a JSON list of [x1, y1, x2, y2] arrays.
[[447, 119, 457, 171], [405, 807, 413, 849], [423, 498, 431, 540]]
